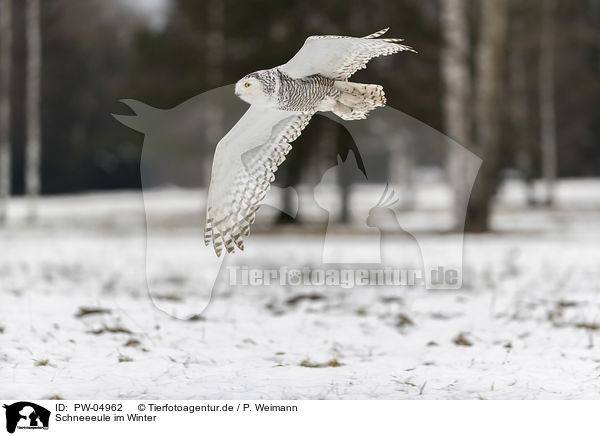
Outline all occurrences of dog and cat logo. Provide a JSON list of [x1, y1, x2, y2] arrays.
[[3, 403, 50, 433]]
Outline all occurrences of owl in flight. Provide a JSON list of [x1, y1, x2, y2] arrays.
[[205, 28, 414, 256]]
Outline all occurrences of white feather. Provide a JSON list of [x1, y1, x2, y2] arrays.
[[204, 106, 313, 256], [280, 29, 415, 80]]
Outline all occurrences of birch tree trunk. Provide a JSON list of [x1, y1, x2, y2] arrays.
[[0, 0, 11, 225], [441, 0, 472, 230], [539, 0, 557, 205], [466, 0, 507, 232], [25, 0, 41, 223]]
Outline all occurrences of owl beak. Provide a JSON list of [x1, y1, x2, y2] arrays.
[[234, 83, 242, 96]]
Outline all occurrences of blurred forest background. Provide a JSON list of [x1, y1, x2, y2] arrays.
[[0, 0, 598, 231], [3, 0, 600, 401]]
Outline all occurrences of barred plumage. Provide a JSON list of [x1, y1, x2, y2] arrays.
[[276, 70, 338, 111], [243, 68, 339, 112], [204, 28, 414, 256]]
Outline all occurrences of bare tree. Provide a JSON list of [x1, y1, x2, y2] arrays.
[[388, 133, 415, 210], [440, 0, 472, 229], [203, 0, 225, 186], [0, 0, 11, 225], [539, 0, 557, 205], [466, 0, 508, 232], [25, 0, 41, 222], [509, 1, 536, 205]]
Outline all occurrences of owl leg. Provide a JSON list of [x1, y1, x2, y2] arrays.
[[332, 101, 367, 120], [332, 81, 386, 120]]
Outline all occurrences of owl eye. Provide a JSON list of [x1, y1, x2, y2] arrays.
[[244, 82, 250, 88]]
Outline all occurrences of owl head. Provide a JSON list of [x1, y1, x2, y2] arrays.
[[235, 72, 270, 106]]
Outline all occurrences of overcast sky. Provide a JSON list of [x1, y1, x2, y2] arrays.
[[127, 0, 169, 14]]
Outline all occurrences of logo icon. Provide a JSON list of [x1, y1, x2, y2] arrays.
[[3, 402, 50, 434]]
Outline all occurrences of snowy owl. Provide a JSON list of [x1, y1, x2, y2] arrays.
[[205, 28, 415, 256]]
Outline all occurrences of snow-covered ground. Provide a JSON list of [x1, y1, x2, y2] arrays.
[[1, 178, 600, 399]]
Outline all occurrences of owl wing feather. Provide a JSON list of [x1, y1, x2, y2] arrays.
[[280, 28, 416, 80], [205, 105, 313, 256]]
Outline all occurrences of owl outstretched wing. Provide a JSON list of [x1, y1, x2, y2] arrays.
[[280, 28, 415, 80], [204, 105, 313, 256]]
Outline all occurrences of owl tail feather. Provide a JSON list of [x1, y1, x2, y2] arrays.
[[332, 81, 386, 120]]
